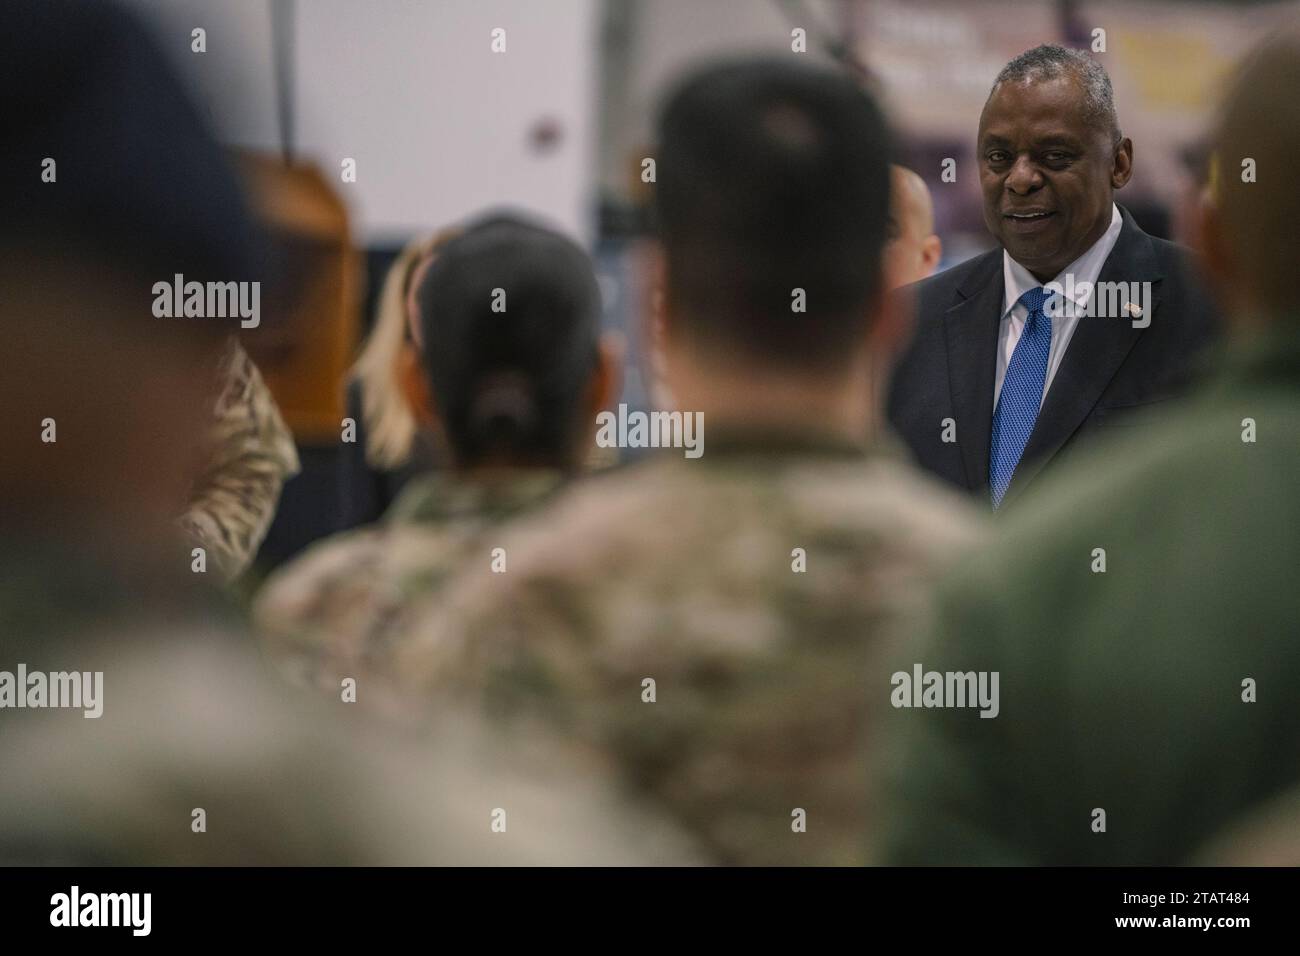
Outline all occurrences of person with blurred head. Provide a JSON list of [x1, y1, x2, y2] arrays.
[[254, 213, 620, 698], [0, 0, 692, 866], [887, 44, 1221, 509], [340, 227, 618, 528], [391, 57, 982, 866], [879, 33, 1300, 865], [884, 164, 942, 289]]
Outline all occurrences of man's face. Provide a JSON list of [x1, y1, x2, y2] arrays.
[[978, 75, 1132, 281], [884, 168, 940, 290]]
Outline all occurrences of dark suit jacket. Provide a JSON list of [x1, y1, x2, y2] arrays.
[[886, 206, 1222, 507]]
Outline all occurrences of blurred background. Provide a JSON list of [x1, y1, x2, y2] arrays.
[[117, 0, 1300, 572]]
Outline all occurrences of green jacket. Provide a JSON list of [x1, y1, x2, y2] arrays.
[[879, 323, 1300, 865]]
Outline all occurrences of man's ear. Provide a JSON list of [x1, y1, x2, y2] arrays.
[[586, 332, 625, 418], [920, 234, 943, 279], [1112, 137, 1134, 189], [398, 342, 439, 430]]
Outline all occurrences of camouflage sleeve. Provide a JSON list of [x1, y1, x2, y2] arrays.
[[179, 338, 301, 581]]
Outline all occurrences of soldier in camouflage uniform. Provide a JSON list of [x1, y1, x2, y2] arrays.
[[389, 59, 984, 865], [253, 214, 620, 699], [179, 336, 300, 582], [395, 442, 978, 865]]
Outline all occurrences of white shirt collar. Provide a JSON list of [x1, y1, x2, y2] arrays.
[[1001, 203, 1124, 317]]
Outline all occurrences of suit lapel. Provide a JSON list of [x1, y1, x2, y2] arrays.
[[1004, 207, 1163, 500], [943, 251, 1004, 492]]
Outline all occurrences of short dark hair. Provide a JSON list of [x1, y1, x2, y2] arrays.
[[414, 213, 601, 467], [990, 44, 1121, 143], [653, 57, 894, 371]]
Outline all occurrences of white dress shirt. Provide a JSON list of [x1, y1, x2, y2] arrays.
[[994, 203, 1123, 409]]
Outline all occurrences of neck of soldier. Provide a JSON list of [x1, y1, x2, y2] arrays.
[[664, 346, 878, 449]]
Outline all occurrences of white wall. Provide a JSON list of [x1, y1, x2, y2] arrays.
[[599, 0, 844, 196], [127, 0, 598, 245]]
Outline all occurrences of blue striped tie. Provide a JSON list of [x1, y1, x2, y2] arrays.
[[989, 286, 1055, 508]]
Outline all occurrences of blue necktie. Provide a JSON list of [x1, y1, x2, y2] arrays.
[[989, 287, 1054, 508]]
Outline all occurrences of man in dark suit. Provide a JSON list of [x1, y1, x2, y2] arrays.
[[887, 45, 1220, 508], [879, 32, 1300, 866]]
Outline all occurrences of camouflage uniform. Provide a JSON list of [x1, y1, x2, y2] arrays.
[[0, 542, 700, 865], [253, 469, 566, 700], [392, 432, 984, 865], [179, 338, 300, 582]]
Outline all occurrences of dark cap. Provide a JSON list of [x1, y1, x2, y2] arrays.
[[1, 0, 265, 283]]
